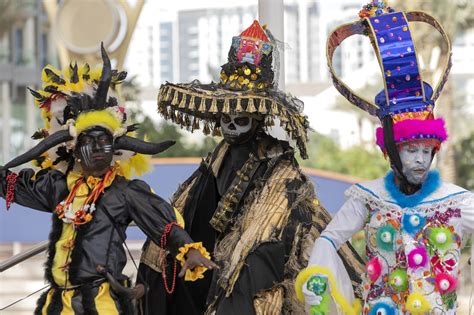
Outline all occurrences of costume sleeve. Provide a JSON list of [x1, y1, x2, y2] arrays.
[[315, 197, 368, 251], [460, 192, 474, 235], [296, 195, 367, 315], [125, 179, 194, 257], [0, 168, 67, 212]]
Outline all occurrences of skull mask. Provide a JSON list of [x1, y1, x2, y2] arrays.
[[220, 113, 257, 145]]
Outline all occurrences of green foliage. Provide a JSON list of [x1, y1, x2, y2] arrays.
[[129, 109, 218, 158], [300, 131, 389, 180], [122, 74, 218, 158], [455, 132, 474, 190]]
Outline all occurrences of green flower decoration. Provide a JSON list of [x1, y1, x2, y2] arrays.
[[389, 269, 408, 292], [429, 227, 453, 251]]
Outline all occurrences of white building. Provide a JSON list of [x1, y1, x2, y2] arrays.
[[124, 0, 473, 149]]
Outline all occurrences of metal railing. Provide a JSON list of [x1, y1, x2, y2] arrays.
[[0, 222, 138, 273], [0, 240, 48, 272]]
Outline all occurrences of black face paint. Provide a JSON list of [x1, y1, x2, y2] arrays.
[[76, 127, 114, 175]]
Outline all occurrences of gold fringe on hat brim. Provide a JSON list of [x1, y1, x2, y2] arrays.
[[157, 83, 310, 159]]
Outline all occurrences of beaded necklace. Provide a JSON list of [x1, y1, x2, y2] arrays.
[[55, 168, 115, 225]]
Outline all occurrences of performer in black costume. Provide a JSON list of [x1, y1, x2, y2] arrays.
[[0, 45, 216, 314], [137, 21, 365, 315]]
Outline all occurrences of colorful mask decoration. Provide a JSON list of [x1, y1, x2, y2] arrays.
[[376, 224, 397, 251], [389, 269, 408, 292], [366, 257, 382, 282], [402, 213, 425, 235], [157, 20, 310, 158], [234, 24, 272, 67], [407, 247, 428, 269]]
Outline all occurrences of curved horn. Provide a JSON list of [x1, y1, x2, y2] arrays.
[[94, 42, 112, 109], [4, 130, 73, 169], [114, 136, 175, 155]]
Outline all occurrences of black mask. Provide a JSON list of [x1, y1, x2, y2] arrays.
[[75, 127, 114, 175]]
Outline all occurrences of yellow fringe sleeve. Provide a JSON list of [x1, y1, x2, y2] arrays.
[[175, 242, 211, 281], [294, 265, 362, 315], [173, 208, 185, 228]]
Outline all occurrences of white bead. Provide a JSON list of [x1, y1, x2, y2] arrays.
[[381, 231, 392, 243], [367, 265, 374, 274], [413, 253, 423, 265], [393, 276, 402, 286], [409, 215, 420, 226], [436, 233, 447, 244], [440, 279, 450, 290], [413, 300, 422, 309]]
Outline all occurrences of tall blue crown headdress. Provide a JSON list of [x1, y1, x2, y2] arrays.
[[327, 1, 450, 151]]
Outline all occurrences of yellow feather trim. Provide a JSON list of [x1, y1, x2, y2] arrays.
[[406, 292, 431, 314], [88, 66, 103, 82], [115, 153, 152, 179], [174, 208, 185, 228], [175, 242, 211, 281], [295, 265, 361, 315], [75, 110, 121, 135]]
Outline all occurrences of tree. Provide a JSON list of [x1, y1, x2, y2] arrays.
[[332, 83, 381, 146], [122, 75, 218, 158], [455, 132, 474, 190], [300, 131, 389, 180]]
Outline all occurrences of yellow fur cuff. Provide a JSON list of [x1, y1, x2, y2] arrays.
[[294, 265, 361, 315], [175, 242, 211, 281]]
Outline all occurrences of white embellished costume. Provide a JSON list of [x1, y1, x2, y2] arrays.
[[306, 171, 474, 314], [295, 1, 473, 314]]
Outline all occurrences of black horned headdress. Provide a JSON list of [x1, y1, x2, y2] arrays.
[[4, 43, 174, 177]]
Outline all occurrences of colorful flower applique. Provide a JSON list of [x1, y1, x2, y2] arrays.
[[402, 213, 425, 235], [368, 301, 397, 315], [407, 247, 428, 269], [376, 224, 397, 252], [428, 226, 453, 251]]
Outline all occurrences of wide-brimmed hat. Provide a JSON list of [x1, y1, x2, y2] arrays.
[[157, 20, 310, 159], [327, 1, 451, 153]]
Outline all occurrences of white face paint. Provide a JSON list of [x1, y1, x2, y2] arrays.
[[220, 113, 254, 144], [398, 142, 434, 185]]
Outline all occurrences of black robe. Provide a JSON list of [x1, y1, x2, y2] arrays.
[[137, 135, 365, 315], [0, 167, 193, 314]]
